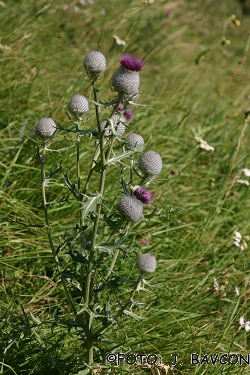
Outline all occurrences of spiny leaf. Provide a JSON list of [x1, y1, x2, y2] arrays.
[[107, 149, 136, 166], [81, 194, 102, 220], [123, 310, 146, 320]]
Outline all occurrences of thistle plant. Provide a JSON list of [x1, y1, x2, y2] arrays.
[[34, 51, 162, 370]]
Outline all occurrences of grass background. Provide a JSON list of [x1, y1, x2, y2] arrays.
[[1, 0, 250, 374]]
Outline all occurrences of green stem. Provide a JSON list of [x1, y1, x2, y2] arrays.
[[85, 84, 119, 306], [139, 173, 149, 186], [94, 274, 142, 339], [83, 142, 101, 194], [84, 90, 124, 365], [40, 144, 77, 316], [76, 134, 81, 192], [103, 218, 127, 280], [105, 92, 124, 163], [84, 87, 107, 306], [76, 130, 85, 233], [93, 217, 127, 303], [84, 84, 107, 365]]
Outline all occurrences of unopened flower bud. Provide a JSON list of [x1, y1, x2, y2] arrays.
[[125, 133, 144, 151], [83, 50, 106, 79], [138, 150, 162, 175], [117, 195, 144, 222], [34, 117, 57, 141], [137, 253, 157, 273], [68, 94, 89, 119]]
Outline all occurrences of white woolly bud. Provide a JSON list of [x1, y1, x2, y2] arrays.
[[34, 117, 57, 140], [137, 253, 157, 273], [83, 50, 106, 78], [138, 150, 162, 175], [125, 133, 144, 151], [117, 195, 143, 222], [68, 94, 89, 118]]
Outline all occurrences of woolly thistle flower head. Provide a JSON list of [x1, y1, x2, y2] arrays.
[[117, 195, 144, 222], [137, 253, 157, 273], [111, 54, 144, 97], [125, 133, 145, 151], [134, 187, 153, 205], [83, 50, 106, 79], [34, 117, 57, 141], [138, 150, 163, 175], [120, 53, 145, 72], [68, 94, 89, 119]]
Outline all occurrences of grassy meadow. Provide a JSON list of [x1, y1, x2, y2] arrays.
[[1, 0, 250, 374]]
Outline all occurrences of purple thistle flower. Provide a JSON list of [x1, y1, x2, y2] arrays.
[[120, 53, 145, 72], [123, 109, 133, 121], [134, 187, 154, 205], [117, 103, 124, 111]]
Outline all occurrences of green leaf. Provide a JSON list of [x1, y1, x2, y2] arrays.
[[95, 243, 116, 254], [123, 310, 146, 320], [106, 149, 136, 166], [96, 240, 127, 254], [81, 194, 102, 220]]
